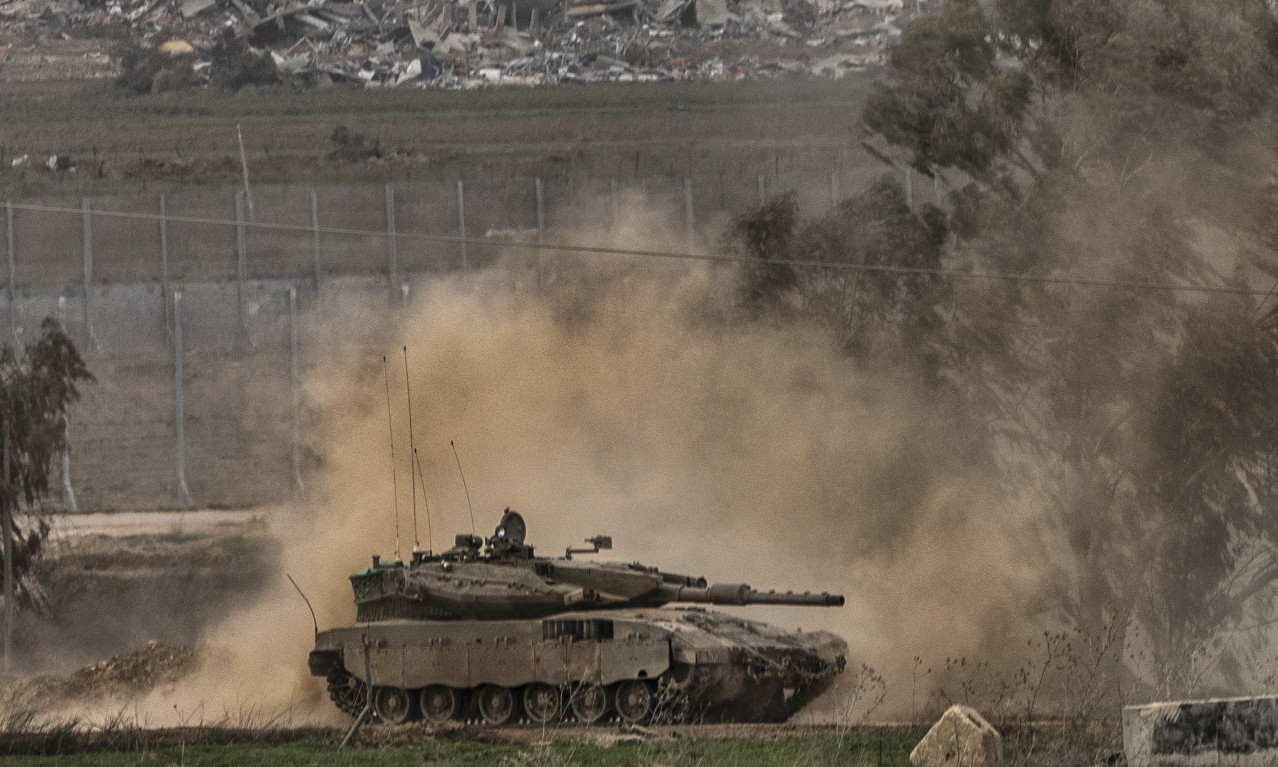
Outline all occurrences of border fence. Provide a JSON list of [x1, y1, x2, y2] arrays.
[[4, 160, 937, 511]]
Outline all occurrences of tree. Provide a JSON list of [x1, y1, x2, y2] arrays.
[[722, 192, 801, 317], [810, 0, 1278, 694], [861, 0, 1034, 184], [0, 318, 94, 614]]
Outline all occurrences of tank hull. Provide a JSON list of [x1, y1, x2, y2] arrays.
[[309, 607, 846, 724]]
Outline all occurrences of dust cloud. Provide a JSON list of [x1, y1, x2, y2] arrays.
[[91, 193, 1039, 727]]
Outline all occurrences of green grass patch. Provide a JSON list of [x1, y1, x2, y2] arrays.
[[0, 726, 1127, 766], [44, 571, 133, 599], [119, 531, 200, 545], [213, 535, 261, 558], [0, 732, 922, 767]]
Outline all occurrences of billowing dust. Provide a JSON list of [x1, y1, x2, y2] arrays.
[[36, 196, 1037, 727]]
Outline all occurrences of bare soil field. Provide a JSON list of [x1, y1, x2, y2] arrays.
[[1, 514, 274, 679]]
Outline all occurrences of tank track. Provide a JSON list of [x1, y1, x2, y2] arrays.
[[326, 667, 368, 717], [324, 663, 831, 726]]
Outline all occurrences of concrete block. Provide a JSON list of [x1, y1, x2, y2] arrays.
[[910, 704, 1003, 767], [1123, 695, 1278, 766]]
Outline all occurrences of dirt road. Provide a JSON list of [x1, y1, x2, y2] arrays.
[[34, 510, 264, 538]]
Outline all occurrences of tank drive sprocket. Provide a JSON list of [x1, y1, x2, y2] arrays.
[[326, 667, 368, 718]]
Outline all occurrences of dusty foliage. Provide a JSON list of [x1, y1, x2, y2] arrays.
[[328, 125, 384, 162], [113, 42, 197, 94], [724, 0, 1278, 703], [0, 318, 94, 614], [208, 31, 278, 90]]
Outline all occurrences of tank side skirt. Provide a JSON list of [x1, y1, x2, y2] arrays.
[[326, 623, 669, 689], [599, 637, 669, 685]]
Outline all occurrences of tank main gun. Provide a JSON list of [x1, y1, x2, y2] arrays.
[[653, 582, 844, 607]]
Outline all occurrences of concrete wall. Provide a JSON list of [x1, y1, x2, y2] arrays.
[[1124, 697, 1278, 767]]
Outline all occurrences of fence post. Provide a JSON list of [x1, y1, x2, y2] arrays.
[[60, 414, 77, 512], [235, 191, 247, 344], [4, 201, 14, 346], [457, 180, 468, 271], [757, 175, 766, 206], [289, 285, 303, 494], [81, 198, 93, 352], [905, 167, 913, 208], [2, 422, 11, 674], [684, 176, 695, 252], [535, 177, 544, 245], [159, 194, 171, 344], [384, 183, 398, 293], [534, 177, 545, 285], [311, 189, 322, 294], [610, 177, 618, 226], [173, 290, 193, 508]]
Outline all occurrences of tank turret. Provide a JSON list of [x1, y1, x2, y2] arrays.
[[348, 509, 843, 622], [310, 509, 848, 726]]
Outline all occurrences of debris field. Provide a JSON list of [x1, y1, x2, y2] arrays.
[[0, 0, 924, 88]]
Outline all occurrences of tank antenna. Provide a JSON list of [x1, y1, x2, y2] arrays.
[[383, 356, 401, 562], [403, 346, 421, 553], [414, 447, 433, 553], [286, 573, 318, 638], [451, 440, 476, 536]]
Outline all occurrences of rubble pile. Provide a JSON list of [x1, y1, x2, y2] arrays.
[[63, 640, 198, 698], [0, 0, 924, 88], [0, 641, 199, 712]]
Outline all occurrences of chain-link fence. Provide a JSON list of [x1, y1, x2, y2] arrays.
[[5, 159, 941, 511]]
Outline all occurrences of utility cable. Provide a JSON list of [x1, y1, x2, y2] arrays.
[[6, 200, 1274, 297]]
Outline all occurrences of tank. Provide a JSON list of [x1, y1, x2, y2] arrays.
[[308, 510, 847, 725]]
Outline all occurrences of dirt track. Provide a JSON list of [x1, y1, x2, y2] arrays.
[[40, 510, 263, 537]]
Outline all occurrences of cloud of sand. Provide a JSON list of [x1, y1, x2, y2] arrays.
[[96, 195, 1039, 727]]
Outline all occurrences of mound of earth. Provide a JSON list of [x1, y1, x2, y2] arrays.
[[1, 641, 199, 714]]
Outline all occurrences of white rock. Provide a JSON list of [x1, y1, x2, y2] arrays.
[[910, 705, 1003, 767]]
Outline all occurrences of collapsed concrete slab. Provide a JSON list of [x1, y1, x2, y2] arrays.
[[910, 704, 1003, 767], [0, 0, 919, 89], [1123, 696, 1278, 767]]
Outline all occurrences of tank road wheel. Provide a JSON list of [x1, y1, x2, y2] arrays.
[[326, 668, 367, 717], [569, 683, 612, 725], [476, 684, 517, 725], [419, 685, 460, 725], [614, 679, 654, 724], [374, 686, 414, 724], [522, 683, 562, 725]]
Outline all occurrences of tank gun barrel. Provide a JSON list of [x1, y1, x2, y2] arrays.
[[659, 582, 844, 607]]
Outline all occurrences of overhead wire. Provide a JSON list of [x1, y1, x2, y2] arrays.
[[5, 200, 1274, 297]]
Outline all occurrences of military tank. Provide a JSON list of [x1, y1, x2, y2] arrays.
[[308, 510, 847, 725]]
